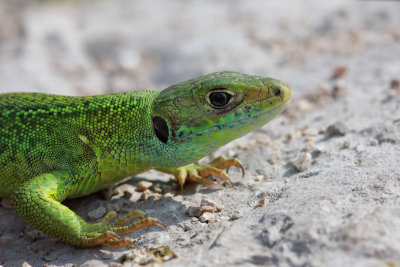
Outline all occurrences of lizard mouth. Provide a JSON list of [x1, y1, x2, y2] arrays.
[[194, 99, 290, 137]]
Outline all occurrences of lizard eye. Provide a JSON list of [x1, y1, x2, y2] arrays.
[[207, 89, 233, 109]]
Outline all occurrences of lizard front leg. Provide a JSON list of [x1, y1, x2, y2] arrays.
[[158, 156, 245, 190], [10, 170, 165, 248]]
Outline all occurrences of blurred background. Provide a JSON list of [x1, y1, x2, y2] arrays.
[[0, 0, 398, 96]]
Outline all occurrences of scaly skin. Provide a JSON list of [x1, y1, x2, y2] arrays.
[[0, 71, 291, 248]]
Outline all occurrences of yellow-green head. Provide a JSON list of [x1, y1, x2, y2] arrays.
[[152, 71, 291, 163]]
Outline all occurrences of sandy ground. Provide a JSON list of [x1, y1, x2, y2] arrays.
[[0, 0, 400, 266]]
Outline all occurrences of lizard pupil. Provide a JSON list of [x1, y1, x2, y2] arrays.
[[152, 116, 169, 143], [209, 92, 232, 108]]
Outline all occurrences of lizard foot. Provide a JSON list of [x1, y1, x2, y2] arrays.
[[82, 210, 167, 248], [173, 156, 244, 190]]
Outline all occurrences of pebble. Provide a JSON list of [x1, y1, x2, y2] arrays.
[[215, 205, 224, 212], [88, 206, 107, 220], [139, 189, 151, 201], [199, 212, 216, 223], [183, 223, 192, 231], [254, 175, 264, 182], [186, 206, 202, 217], [21, 262, 32, 267], [331, 65, 348, 79], [147, 193, 162, 201], [25, 229, 44, 242], [326, 122, 348, 137], [293, 152, 312, 172], [43, 249, 58, 262], [102, 188, 119, 200], [136, 181, 153, 192], [255, 197, 269, 208], [106, 202, 120, 212], [154, 187, 162, 194], [200, 205, 215, 214], [370, 138, 379, 146], [390, 78, 400, 90], [343, 140, 351, 149], [200, 197, 215, 208], [231, 213, 243, 220], [163, 192, 176, 198]]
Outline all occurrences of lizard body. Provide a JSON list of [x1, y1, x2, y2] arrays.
[[0, 71, 291, 247]]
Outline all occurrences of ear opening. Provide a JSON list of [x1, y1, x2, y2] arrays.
[[152, 116, 169, 143]]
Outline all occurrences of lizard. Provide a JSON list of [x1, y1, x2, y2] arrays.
[[0, 71, 291, 248]]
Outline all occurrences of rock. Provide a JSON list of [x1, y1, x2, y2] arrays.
[[293, 152, 312, 172], [102, 188, 114, 200], [254, 175, 264, 182], [231, 213, 243, 220], [186, 206, 202, 217], [370, 138, 378, 146], [154, 187, 162, 193], [200, 197, 215, 208], [215, 205, 224, 212], [183, 223, 192, 231], [390, 78, 400, 90], [147, 193, 162, 201], [331, 65, 348, 79], [200, 205, 214, 214], [136, 181, 153, 192], [106, 202, 120, 212], [139, 189, 151, 201], [326, 122, 348, 137], [42, 248, 58, 262], [343, 140, 351, 148], [199, 212, 216, 223], [21, 262, 32, 267], [255, 197, 269, 208], [88, 206, 107, 220], [25, 229, 44, 242]]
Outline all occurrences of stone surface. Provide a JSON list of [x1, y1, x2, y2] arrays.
[[87, 206, 107, 221], [0, 1, 399, 267]]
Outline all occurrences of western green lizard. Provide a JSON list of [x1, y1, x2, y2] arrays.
[[0, 71, 291, 248]]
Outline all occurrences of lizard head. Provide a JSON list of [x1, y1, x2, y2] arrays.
[[152, 71, 291, 161]]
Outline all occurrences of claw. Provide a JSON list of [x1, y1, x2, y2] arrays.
[[81, 209, 166, 248], [177, 168, 188, 191], [171, 157, 245, 189], [197, 167, 234, 187], [210, 157, 245, 178]]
